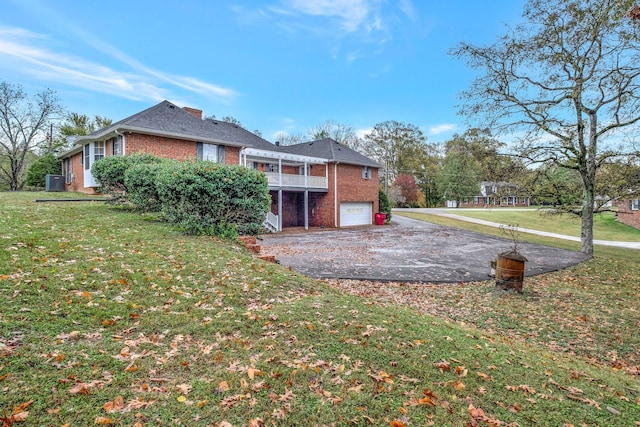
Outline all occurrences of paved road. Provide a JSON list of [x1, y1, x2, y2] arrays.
[[261, 215, 592, 283], [396, 208, 640, 250]]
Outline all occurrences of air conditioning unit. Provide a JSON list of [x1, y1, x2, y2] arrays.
[[45, 175, 65, 192]]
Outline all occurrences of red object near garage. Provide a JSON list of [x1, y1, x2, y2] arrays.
[[375, 213, 386, 225]]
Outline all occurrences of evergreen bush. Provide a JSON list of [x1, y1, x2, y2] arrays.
[[156, 161, 270, 237], [91, 153, 163, 203], [25, 153, 61, 188], [379, 188, 392, 222]]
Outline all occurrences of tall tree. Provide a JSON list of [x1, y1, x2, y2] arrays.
[[362, 121, 428, 194], [0, 81, 63, 191], [307, 120, 364, 151], [58, 113, 112, 151], [437, 142, 483, 205], [452, 0, 640, 254], [276, 120, 363, 150]]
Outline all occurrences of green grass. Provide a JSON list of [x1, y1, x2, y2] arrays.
[[1, 192, 639, 426], [441, 208, 640, 241]]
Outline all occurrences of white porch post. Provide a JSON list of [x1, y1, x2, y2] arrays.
[[278, 189, 283, 231], [278, 159, 282, 186], [304, 190, 309, 230], [304, 162, 308, 187]]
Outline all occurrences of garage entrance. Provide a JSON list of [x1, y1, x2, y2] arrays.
[[340, 202, 372, 227]]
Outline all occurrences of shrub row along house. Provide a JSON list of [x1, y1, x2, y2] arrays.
[[58, 101, 380, 232]]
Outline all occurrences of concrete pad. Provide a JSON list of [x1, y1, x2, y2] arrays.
[[260, 215, 592, 283]]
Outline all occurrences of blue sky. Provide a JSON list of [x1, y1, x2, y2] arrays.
[[0, 0, 526, 144]]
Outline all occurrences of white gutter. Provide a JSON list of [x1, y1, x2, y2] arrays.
[[334, 162, 339, 227]]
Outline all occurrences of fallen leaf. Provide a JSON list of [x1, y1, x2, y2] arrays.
[[103, 396, 124, 413]]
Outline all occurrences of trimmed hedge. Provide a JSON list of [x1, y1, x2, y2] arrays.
[[125, 162, 172, 212], [155, 161, 270, 237], [91, 153, 164, 203]]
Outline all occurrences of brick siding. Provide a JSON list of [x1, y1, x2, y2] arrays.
[[615, 199, 640, 229]]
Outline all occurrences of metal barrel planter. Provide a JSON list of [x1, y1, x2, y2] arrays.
[[495, 251, 527, 292]]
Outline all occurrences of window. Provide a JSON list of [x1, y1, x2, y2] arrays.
[[112, 136, 123, 156], [84, 145, 90, 170], [473, 197, 479, 204], [362, 166, 371, 179], [266, 163, 277, 173], [202, 143, 217, 161], [299, 165, 311, 175], [632, 199, 640, 210], [94, 141, 105, 162], [64, 158, 73, 183], [197, 143, 225, 163]]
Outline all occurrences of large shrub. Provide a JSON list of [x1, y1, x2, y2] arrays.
[[92, 153, 164, 203], [125, 161, 174, 212], [25, 153, 61, 188], [156, 161, 270, 237]]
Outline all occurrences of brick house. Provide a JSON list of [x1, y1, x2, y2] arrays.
[[447, 181, 530, 208], [614, 198, 640, 229], [58, 100, 380, 231]]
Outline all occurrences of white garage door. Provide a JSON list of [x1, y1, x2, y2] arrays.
[[340, 202, 372, 227]]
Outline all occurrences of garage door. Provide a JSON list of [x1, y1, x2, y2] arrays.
[[340, 202, 372, 227]]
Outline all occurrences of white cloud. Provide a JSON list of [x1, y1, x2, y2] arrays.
[[356, 127, 373, 139], [0, 25, 237, 104], [243, 0, 417, 62], [429, 123, 457, 135], [281, 0, 370, 32]]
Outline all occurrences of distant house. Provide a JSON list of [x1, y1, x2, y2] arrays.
[[57, 101, 380, 231], [447, 181, 530, 208], [614, 198, 640, 229]]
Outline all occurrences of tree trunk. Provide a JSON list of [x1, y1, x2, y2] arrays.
[[581, 188, 594, 255]]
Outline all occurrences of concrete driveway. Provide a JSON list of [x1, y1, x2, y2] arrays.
[[260, 215, 592, 283]]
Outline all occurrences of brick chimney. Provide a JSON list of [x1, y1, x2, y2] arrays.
[[183, 107, 203, 119]]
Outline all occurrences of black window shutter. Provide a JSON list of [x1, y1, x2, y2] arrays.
[[196, 142, 203, 161]]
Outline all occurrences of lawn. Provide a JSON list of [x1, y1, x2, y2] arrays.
[[1, 192, 639, 426], [440, 208, 640, 242]]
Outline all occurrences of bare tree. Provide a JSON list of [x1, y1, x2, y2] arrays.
[[452, 0, 640, 255], [307, 120, 364, 151], [362, 120, 428, 194], [0, 81, 63, 191]]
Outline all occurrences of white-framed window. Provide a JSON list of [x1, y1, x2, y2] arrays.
[[84, 144, 90, 170], [266, 163, 277, 173], [199, 143, 225, 163], [632, 199, 640, 210], [362, 166, 371, 179], [112, 136, 123, 156], [94, 141, 105, 163], [473, 197, 479, 204], [202, 143, 218, 161]]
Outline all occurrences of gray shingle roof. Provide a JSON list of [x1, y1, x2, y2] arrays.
[[278, 138, 381, 167], [75, 100, 276, 150], [61, 102, 379, 169]]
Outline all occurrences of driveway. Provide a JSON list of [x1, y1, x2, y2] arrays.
[[260, 215, 592, 283]]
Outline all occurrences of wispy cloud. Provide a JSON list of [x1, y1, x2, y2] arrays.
[[429, 123, 457, 136], [0, 25, 236, 104], [235, 0, 416, 62], [278, 0, 370, 32]]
